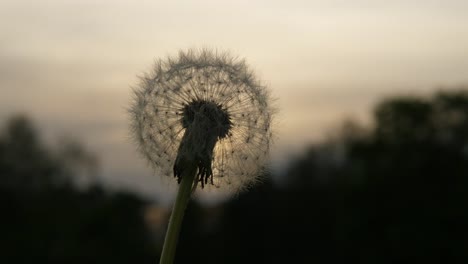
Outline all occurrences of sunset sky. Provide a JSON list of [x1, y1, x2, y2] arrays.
[[1, 0, 467, 202]]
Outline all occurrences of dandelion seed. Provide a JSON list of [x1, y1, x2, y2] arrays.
[[130, 48, 274, 194]]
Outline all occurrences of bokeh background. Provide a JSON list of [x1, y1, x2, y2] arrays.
[[1, 0, 468, 263]]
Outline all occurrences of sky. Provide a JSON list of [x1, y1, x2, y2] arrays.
[[1, 0, 468, 202]]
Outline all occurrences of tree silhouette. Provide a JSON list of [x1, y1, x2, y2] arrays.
[[0, 116, 157, 263], [175, 89, 468, 263]]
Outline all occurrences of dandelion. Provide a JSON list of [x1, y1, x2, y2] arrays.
[[129, 49, 274, 263], [131, 49, 273, 193]]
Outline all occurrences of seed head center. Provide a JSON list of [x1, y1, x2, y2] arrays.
[[181, 100, 232, 139], [174, 100, 232, 187]]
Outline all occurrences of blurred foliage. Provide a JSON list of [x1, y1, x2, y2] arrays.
[[176, 89, 468, 263], [2, 89, 468, 263], [0, 116, 157, 263]]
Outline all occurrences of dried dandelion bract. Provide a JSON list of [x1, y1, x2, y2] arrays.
[[130, 49, 273, 193]]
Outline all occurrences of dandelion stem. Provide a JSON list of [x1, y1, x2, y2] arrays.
[[159, 163, 197, 264]]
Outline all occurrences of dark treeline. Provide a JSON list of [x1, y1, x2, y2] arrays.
[[177, 90, 468, 263], [0, 116, 157, 263], [2, 89, 468, 263]]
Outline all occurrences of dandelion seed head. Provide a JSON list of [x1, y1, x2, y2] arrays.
[[130, 48, 273, 195]]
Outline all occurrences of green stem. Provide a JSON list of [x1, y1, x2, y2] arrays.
[[159, 164, 197, 264]]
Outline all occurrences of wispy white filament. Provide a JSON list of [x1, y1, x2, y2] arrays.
[[130, 49, 273, 194]]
